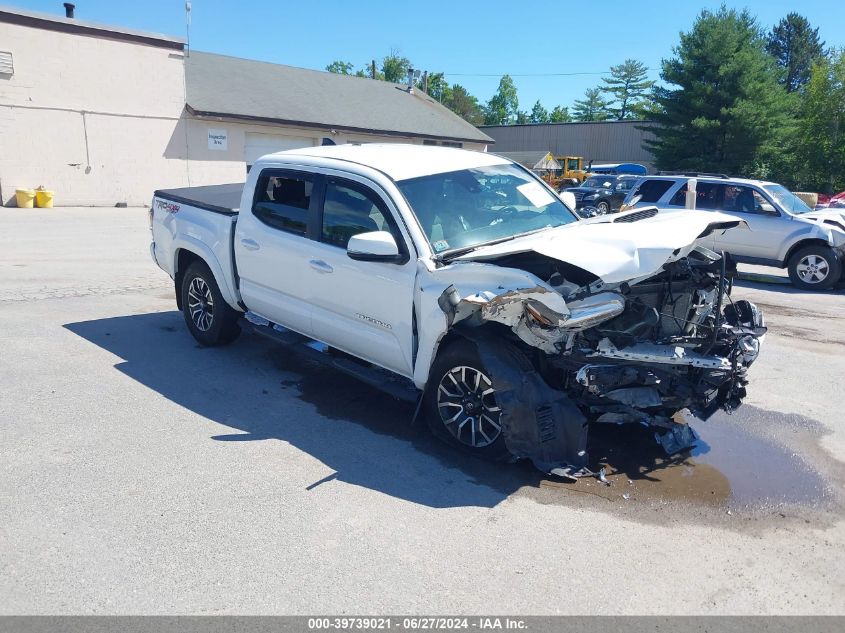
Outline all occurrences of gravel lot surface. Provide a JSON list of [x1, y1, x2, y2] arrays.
[[1, 207, 843, 615]]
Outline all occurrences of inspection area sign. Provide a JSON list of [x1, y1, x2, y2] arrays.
[[207, 129, 228, 151]]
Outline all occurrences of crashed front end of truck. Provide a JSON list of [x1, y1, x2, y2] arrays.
[[435, 220, 766, 477]]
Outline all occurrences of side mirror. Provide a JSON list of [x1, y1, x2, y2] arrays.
[[758, 202, 778, 215], [347, 230, 404, 263], [560, 191, 577, 210]]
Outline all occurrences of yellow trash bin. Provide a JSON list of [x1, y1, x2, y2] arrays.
[[35, 188, 55, 208], [15, 188, 36, 208]]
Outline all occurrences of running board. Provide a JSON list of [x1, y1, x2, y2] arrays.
[[243, 313, 420, 404]]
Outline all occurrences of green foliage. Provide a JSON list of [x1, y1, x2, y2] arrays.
[[484, 75, 519, 125], [420, 72, 451, 102], [549, 105, 571, 123], [646, 7, 791, 176], [443, 84, 485, 126], [572, 88, 610, 121], [381, 52, 410, 83], [530, 100, 550, 123], [601, 59, 654, 119], [325, 60, 355, 75], [792, 51, 845, 192], [766, 13, 826, 93]]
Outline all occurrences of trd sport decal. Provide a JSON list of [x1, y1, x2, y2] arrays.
[[356, 313, 392, 329]]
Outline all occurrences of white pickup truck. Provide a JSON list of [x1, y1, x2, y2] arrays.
[[150, 144, 765, 476]]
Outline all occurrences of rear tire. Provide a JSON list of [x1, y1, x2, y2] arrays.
[[180, 261, 241, 346], [424, 339, 512, 462], [787, 245, 842, 290]]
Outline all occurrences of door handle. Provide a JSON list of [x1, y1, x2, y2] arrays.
[[309, 259, 334, 274], [241, 238, 260, 251]]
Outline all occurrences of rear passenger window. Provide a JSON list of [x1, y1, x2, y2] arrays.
[[253, 174, 313, 235], [633, 179, 673, 203], [321, 181, 389, 248], [668, 183, 723, 209]]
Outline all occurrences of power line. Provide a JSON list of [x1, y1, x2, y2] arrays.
[[442, 69, 654, 77]]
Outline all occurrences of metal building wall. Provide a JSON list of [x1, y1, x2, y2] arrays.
[[480, 121, 657, 172]]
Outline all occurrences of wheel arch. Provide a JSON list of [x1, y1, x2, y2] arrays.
[[172, 243, 240, 312], [783, 238, 836, 267], [414, 322, 514, 390]]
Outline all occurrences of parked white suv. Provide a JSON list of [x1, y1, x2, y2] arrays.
[[150, 145, 765, 477], [621, 174, 845, 289]]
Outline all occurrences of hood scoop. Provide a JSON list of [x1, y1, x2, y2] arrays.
[[613, 207, 659, 223]]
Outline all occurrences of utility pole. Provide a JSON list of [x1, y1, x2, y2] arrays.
[[422, 70, 429, 95], [371, 60, 376, 80]]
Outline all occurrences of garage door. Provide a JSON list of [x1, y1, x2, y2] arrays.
[[245, 133, 316, 168]]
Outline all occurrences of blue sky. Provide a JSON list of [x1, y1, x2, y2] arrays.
[[12, 0, 845, 111]]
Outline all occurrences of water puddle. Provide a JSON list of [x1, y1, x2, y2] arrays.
[[538, 408, 835, 514], [267, 341, 838, 520]]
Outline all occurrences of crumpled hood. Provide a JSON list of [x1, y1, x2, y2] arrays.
[[799, 208, 845, 231], [457, 210, 745, 284]]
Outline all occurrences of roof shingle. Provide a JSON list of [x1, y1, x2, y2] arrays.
[[185, 51, 492, 144]]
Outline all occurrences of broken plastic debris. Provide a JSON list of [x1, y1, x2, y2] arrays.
[[622, 493, 631, 500], [597, 467, 611, 486]]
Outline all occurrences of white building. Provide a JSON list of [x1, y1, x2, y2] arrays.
[[0, 4, 492, 206]]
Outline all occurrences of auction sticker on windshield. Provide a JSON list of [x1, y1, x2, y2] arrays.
[[517, 181, 555, 208]]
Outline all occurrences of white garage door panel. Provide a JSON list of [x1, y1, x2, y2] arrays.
[[245, 133, 316, 166]]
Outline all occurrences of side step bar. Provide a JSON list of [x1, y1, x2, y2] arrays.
[[243, 312, 420, 404]]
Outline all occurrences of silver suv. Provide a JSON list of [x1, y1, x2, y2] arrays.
[[621, 174, 845, 290]]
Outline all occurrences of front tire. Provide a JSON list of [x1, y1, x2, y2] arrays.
[[595, 200, 611, 214], [180, 261, 241, 346], [787, 245, 842, 290], [424, 340, 511, 461]]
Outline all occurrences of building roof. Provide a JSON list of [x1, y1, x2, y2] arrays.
[[0, 4, 184, 49], [185, 51, 493, 145], [258, 143, 510, 182]]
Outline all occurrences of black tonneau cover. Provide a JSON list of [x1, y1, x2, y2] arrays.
[[154, 183, 244, 215]]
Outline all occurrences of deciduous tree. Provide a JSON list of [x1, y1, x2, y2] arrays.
[[484, 75, 519, 125], [325, 60, 355, 75]]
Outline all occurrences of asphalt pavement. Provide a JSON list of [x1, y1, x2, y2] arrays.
[[1, 207, 843, 615]]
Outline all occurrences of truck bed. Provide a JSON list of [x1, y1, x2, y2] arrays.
[[154, 183, 244, 215]]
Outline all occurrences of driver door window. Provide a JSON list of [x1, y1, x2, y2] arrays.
[[321, 181, 388, 248], [721, 186, 772, 215]]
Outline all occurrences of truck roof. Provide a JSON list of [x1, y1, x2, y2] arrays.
[[258, 143, 511, 182]]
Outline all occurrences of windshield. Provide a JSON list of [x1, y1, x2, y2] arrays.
[[582, 176, 614, 188], [763, 184, 812, 214], [397, 164, 579, 254]]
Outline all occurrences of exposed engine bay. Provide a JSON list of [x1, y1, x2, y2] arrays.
[[437, 244, 766, 477]]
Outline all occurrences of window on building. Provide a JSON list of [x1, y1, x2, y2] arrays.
[[0, 51, 13, 76], [321, 181, 389, 248], [252, 174, 313, 236]]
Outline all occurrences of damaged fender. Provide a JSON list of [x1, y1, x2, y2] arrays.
[[461, 330, 589, 475]]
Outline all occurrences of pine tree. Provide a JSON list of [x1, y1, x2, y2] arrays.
[[646, 7, 790, 175], [766, 13, 826, 93], [530, 100, 550, 123], [549, 106, 571, 123], [572, 88, 609, 121], [601, 59, 654, 119]]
